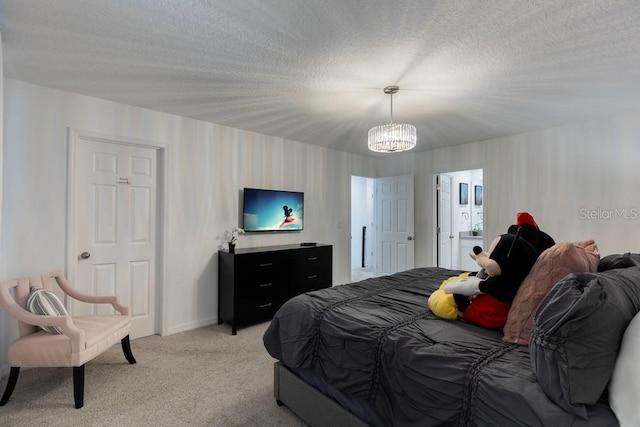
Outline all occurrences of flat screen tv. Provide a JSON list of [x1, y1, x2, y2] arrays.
[[242, 188, 304, 232]]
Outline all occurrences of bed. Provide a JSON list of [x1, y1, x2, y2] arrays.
[[263, 253, 640, 426]]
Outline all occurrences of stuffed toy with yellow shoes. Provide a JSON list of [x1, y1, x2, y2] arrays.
[[428, 272, 472, 320], [428, 212, 553, 329], [428, 233, 537, 329]]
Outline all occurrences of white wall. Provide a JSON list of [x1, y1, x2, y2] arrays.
[[0, 80, 380, 354], [382, 112, 640, 267]]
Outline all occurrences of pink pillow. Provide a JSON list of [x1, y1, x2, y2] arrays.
[[503, 240, 600, 345]]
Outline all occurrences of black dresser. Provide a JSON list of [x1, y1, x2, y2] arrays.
[[218, 243, 332, 334]]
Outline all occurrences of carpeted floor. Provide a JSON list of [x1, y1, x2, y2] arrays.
[[0, 322, 307, 427]]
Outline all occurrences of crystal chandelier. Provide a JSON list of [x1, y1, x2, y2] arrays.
[[368, 85, 417, 153]]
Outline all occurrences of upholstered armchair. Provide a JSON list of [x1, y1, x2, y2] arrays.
[[0, 271, 136, 408]]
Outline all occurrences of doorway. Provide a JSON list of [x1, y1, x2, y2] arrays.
[[67, 130, 165, 339], [351, 175, 415, 282], [350, 176, 374, 282], [375, 175, 415, 276], [435, 169, 484, 270]]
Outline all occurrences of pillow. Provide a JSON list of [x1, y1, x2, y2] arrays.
[[529, 267, 640, 418], [26, 285, 69, 334], [598, 252, 640, 272], [503, 240, 599, 345], [609, 311, 640, 427]]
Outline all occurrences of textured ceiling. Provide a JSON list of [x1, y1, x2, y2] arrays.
[[2, 0, 640, 157]]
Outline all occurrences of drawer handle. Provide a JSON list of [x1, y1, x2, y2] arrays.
[[259, 262, 273, 267], [259, 283, 273, 288], [307, 257, 318, 261], [259, 303, 273, 308], [307, 275, 318, 279]]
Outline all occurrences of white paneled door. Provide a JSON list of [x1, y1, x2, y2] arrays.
[[375, 175, 415, 276], [73, 138, 157, 339]]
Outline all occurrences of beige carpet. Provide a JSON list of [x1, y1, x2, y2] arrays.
[[0, 322, 307, 427]]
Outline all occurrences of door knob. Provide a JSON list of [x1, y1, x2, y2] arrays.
[[80, 252, 91, 260], [407, 236, 414, 241]]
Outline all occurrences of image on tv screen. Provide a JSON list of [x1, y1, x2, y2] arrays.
[[242, 188, 304, 232]]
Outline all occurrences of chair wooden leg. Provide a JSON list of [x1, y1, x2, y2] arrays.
[[0, 367, 20, 406], [73, 365, 85, 409], [121, 335, 137, 364]]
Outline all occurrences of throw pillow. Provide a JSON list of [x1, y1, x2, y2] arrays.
[[530, 267, 640, 418], [598, 252, 640, 272], [502, 240, 599, 345], [27, 285, 69, 334], [609, 311, 640, 427]]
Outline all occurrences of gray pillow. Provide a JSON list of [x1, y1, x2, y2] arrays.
[[597, 252, 640, 272], [27, 285, 69, 334], [530, 267, 640, 418]]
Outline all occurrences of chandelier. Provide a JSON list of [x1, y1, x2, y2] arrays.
[[368, 85, 417, 153]]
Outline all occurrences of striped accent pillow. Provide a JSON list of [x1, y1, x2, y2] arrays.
[[27, 285, 69, 334]]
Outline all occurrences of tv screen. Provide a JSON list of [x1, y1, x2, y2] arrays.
[[242, 188, 304, 232]]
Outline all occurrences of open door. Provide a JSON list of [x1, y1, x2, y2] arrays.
[[375, 175, 415, 276]]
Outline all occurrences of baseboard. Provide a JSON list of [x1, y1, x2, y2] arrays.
[[165, 316, 219, 335]]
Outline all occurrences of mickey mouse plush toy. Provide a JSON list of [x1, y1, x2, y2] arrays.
[[507, 212, 555, 255], [428, 212, 554, 329]]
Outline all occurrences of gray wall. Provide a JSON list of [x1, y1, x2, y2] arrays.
[[382, 112, 640, 266]]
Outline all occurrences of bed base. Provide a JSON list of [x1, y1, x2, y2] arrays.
[[273, 362, 370, 427]]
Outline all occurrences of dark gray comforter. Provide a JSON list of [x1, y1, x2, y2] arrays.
[[263, 267, 618, 426]]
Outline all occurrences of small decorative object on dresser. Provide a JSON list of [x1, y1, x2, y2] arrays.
[[218, 227, 244, 253], [218, 243, 332, 335]]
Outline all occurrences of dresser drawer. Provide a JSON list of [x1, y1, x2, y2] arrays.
[[236, 278, 283, 299], [235, 253, 283, 283], [295, 271, 332, 293], [291, 246, 332, 286], [236, 295, 283, 324], [292, 245, 330, 266]]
